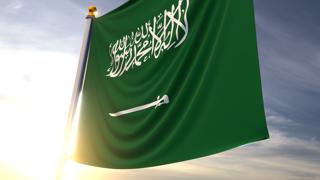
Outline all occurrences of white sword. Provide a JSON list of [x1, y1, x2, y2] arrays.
[[109, 95, 170, 117]]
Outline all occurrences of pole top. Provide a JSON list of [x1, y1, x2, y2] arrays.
[[88, 6, 98, 18]]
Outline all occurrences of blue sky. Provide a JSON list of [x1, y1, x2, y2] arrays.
[[0, 0, 319, 179]]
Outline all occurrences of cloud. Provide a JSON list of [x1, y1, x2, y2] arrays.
[[254, 0, 320, 139], [0, 0, 86, 54], [5, 1, 23, 12]]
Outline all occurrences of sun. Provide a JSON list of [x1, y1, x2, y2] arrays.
[[0, 49, 78, 180]]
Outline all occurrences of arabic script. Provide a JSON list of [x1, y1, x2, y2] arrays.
[[107, 0, 190, 78]]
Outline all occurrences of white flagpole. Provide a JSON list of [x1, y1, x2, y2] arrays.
[[56, 6, 97, 180]]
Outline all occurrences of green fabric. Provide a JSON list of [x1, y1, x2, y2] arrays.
[[73, 0, 269, 169]]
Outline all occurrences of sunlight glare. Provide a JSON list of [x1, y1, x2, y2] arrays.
[[0, 49, 77, 180]]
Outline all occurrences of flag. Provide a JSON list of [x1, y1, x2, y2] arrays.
[[73, 0, 269, 169]]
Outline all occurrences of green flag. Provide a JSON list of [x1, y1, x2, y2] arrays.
[[73, 0, 269, 169]]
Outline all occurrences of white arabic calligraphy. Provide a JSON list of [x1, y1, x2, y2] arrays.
[[107, 0, 190, 78]]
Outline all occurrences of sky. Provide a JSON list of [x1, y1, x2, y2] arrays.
[[0, 0, 319, 179]]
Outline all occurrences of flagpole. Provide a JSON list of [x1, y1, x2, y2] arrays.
[[56, 6, 97, 180]]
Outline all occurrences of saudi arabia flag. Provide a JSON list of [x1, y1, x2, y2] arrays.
[[73, 0, 269, 169]]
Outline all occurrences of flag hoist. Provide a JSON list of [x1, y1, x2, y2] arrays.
[[56, 6, 97, 180]]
